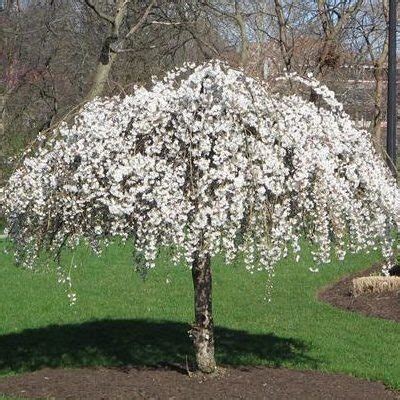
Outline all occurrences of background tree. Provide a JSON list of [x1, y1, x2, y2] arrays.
[[82, 0, 156, 101], [314, 0, 364, 78], [0, 0, 224, 186], [351, 0, 389, 149]]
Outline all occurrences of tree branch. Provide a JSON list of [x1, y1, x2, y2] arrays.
[[83, 0, 115, 25], [125, 0, 156, 39], [151, 21, 185, 26]]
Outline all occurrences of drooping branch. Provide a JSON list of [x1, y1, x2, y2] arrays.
[[5, 60, 399, 278]]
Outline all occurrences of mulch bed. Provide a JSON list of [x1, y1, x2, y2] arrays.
[[318, 263, 400, 323], [0, 365, 399, 400]]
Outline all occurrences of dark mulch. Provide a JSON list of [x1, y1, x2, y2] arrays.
[[0, 366, 399, 400], [318, 263, 400, 323]]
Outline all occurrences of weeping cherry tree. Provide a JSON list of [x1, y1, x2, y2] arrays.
[[3, 61, 400, 373]]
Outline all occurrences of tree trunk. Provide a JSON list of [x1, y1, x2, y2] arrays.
[[372, 67, 385, 151], [0, 93, 6, 137], [236, 14, 249, 67], [84, 0, 128, 102], [274, 0, 293, 74], [190, 252, 216, 373], [234, 0, 249, 68], [85, 51, 117, 101], [0, 93, 8, 185]]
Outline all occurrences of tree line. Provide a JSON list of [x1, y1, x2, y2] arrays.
[[0, 0, 393, 184]]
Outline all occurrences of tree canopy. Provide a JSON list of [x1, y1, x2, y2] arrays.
[[3, 61, 399, 279]]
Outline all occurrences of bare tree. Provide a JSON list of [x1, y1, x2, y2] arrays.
[[200, 0, 254, 67], [2, 0, 393, 188], [0, 0, 224, 177], [272, 0, 295, 72], [353, 0, 389, 148], [82, 0, 156, 100], [314, 0, 364, 78]]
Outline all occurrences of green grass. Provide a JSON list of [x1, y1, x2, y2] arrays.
[[0, 239, 398, 391]]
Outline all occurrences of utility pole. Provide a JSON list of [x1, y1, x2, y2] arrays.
[[387, 0, 397, 175]]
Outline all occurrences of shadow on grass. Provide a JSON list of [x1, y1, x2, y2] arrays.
[[0, 319, 316, 374]]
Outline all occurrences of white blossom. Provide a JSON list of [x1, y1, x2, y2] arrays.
[[2, 61, 399, 285]]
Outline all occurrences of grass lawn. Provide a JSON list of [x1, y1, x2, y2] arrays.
[[0, 239, 398, 391]]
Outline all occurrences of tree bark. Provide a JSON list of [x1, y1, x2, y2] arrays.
[[85, 49, 117, 101], [190, 252, 216, 373], [85, 0, 127, 102]]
